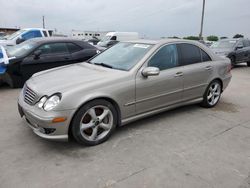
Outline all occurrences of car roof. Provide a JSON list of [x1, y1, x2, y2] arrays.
[[126, 38, 203, 46], [28, 37, 85, 44]]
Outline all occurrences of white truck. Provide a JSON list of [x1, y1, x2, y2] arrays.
[[97, 32, 139, 48], [0, 28, 53, 47]]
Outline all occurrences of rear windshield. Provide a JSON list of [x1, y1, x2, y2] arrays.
[[211, 40, 237, 49]]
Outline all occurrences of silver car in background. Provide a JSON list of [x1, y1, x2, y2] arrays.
[[18, 39, 232, 146]]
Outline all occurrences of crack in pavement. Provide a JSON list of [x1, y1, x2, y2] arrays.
[[103, 167, 148, 187]]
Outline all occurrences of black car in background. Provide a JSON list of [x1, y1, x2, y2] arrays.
[[87, 37, 100, 45], [0, 37, 99, 88], [211, 38, 250, 67]]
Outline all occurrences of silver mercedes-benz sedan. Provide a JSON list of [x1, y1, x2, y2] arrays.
[[18, 39, 232, 146]]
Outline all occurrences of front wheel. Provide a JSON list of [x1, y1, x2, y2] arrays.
[[71, 99, 117, 146], [247, 62, 250, 67], [201, 80, 222, 108]]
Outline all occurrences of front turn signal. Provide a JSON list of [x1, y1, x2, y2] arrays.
[[52, 117, 67, 123]]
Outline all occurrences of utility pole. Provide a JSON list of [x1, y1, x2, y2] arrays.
[[42, 16, 45, 29], [199, 0, 205, 40]]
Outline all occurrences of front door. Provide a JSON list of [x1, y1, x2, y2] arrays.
[[135, 44, 183, 115]]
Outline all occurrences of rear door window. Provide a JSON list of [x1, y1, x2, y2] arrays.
[[201, 50, 212, 62], [148, 44, 178, 70], [38, 43, 69, 55], [177, 43, 202, 66], [67, 43, 82, 53]]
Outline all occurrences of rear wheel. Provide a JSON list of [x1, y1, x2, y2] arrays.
[[71, 99, 117, 146], [201, 80, 222, 108], [247, 62, 250, 67]]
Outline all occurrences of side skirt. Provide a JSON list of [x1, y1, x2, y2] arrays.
[[121, 98, 203, 126]]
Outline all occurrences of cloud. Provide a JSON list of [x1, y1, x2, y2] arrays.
[[0, 0, 249, 38]]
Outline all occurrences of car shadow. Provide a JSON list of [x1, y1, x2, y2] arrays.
[[39, 104, 201, 153]]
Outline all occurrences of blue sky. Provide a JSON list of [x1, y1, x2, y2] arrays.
[[0, 0, 249, 38]]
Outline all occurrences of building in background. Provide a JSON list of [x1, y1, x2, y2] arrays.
[[71, 30, 112, 40], [0, 27, 19, 35]]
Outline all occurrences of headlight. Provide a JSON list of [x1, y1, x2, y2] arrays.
[[43, 94, 61, 111], [37, 93, 61, 111], [37, 96, 47, 108]]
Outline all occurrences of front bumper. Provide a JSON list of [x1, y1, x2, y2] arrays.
[[18, 96, 76, 142]]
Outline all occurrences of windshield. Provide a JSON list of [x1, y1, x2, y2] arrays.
[[6, 40, 36, 57], [5, 30, 26, 40], [211, 40, 237, 49], [90, 42, 152, 71]]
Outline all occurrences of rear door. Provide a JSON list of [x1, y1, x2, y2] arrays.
[[177, 43, 213, 101], [20, 42, 72, 80]]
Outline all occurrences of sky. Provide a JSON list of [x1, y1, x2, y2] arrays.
[[0, 0, 250, 38]]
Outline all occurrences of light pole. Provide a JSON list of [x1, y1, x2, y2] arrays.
[[199, 0, 205, 40], [42, 16, 45, 29]]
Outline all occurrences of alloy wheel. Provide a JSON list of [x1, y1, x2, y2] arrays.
[[207, 82, 221, 106], [79, 105, 113, 142]]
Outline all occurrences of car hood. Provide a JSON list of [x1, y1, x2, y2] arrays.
[[0, 40, 13, 46], [27, 62, 125, 95]]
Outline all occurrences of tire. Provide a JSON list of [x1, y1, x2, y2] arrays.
[[5, 73, 22, 88], [71, 99, 118, 146], [247, 62, 250, 67], [0, 78, 3, 86], [201, 80, 222, 108]]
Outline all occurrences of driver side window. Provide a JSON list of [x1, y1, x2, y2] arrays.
[[148, 44, 178, 71]]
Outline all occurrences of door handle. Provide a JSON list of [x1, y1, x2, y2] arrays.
[[174, 72, 183, 77], [205, 66, 212, 70]]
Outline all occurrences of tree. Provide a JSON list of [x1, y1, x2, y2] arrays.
[[220, 36, 228, 40], [207, 35, 219, 41], [183, 36, 200, 41], [233, 34, 244, 38], [168, 36, 180, 39]]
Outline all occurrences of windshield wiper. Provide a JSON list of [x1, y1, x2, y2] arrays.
[[93, 63, 113, 69]]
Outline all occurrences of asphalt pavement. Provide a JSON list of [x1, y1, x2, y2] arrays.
[[0, 65, 250, 188]]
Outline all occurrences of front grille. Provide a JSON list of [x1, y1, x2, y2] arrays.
[[24, 85, 38, 105]]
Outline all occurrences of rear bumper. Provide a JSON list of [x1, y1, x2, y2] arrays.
[[18, 96, 75, 142], [222, 74, 232, 91]]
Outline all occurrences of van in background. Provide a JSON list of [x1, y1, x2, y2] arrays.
[[97, 32, 139, 48]]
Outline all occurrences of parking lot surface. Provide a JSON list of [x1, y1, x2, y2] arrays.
[[0, 65, 250, 188]]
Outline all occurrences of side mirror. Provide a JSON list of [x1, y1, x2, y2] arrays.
[[142, 67, 160, 77], [16, 38, 25, 44], [236, 45, 243, 50], [33, 50, 42, 59]]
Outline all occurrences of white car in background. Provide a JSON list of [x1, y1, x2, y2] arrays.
[[97, 32, 139, 48], [0, 28, 53, 47]]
